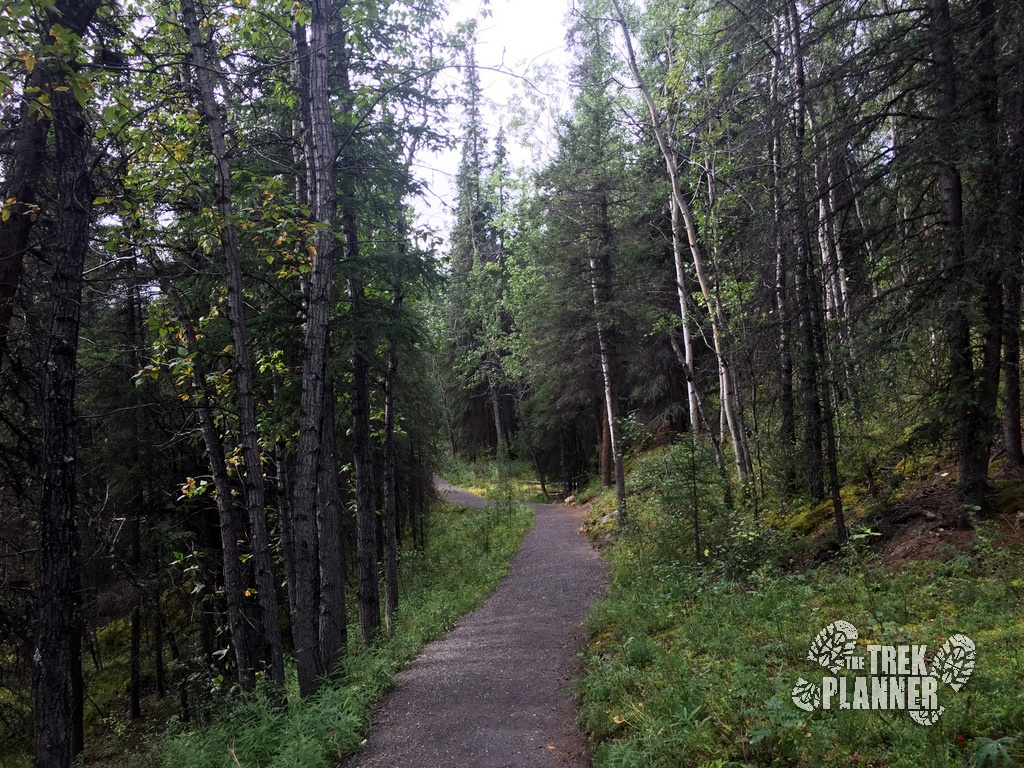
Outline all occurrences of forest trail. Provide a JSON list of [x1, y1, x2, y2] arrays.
[[341, 480, 608, 768]]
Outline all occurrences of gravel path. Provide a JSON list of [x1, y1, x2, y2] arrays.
[[341, 480, 608, 768]]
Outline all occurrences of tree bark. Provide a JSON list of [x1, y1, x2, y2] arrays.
[[931, 0, 1002, 512], [317, 379, 346, 674], [348, 278, 381, 644], [1004, 12, 1024, 470], [289, 0, 339, 696], [129, 505, 142, 719], [669, 193, 701, 434], [383, 287, 403, 635], [600, 405, 611, 488], [33, 53, 94, 768], [592, 194, 627, 519], [785, 0, 824, 501], [0, 65, 49, 369], [0, 0, 94, 368]]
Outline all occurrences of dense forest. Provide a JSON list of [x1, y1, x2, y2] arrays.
[[2, 0, 1024, 765]]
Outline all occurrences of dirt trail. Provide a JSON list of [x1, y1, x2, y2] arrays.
[[341, 480, 608, 768]]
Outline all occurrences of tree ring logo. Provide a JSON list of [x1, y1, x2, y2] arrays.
[[791, 620, 976, 726]]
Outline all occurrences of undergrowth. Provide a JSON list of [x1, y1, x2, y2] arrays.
[[115, 501, 532, 768], [578, 444, 1024, 768], [438, 456, 550, 503]]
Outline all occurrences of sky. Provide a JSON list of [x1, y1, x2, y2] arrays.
[[412, 0, 575, 236]]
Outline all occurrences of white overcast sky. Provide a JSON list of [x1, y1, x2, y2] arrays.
[[413, 0, 575, 236]]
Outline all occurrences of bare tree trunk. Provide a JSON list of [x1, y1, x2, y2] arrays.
[[330, 18, 382, 646], [931, 0, 1002, 512], [318, 379, 346, 674], [592, 195, 627, 519], [785, 0, 823, 500], [1004, 15, 1024, 470], [383, 290, 402, 636], [289, 0, 339, 696], [348, 281, 381, 645], [488, 371, 507, 463], [600, 406, 612, 487], [129, 506, 142, 719], [669, 194, 701, 433], [274, 440, 299, 620], [33, 50, 95, 767]]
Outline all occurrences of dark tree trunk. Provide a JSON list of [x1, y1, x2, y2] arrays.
[[154, 598, 167, 698], [1004, 11, 1024, 470], [318, 379, 347, 674], [275, 440, 299, 621], [349, 279, 381, 644], [130, 506, 142, 719], [339, 31, 381, 643], [786, 0, 824, 501], [771, 16, 797, 491], [932, 0, 1002, 512], [33, 57, 94, 768], [0, 65, 50, 367], [786, 0, 845, 538], [289, 0, 339, 696], [70, 559, 84, 760], [383, 291, 402, 636]]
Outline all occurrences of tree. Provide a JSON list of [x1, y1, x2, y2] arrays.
[[179, 0, 285, 690], [288, 0, 341, 696], [31, 2, 103, 764]]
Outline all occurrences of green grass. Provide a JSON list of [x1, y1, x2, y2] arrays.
[[578, 474, 1024, 767], [438, 456, 551, 503], [57, 500, 533, 768]]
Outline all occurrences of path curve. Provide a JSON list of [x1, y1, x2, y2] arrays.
[[341, 480, 608, 768]]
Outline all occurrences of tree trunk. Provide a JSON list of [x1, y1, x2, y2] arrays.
[[33, 57, 94, 768], [1004, 13, 1024, 470], [931, 0, 1002, 512], [670, 193, 701, 434], [592, 194, 627, 519], [179, 0, 286, 689], [348, 281, 381, 644], [0, 65, 50, 368], [163, 286, 256, 690], [129, 505, 142, 719], [0, 0, 93, 368], [600, 405, 612, 488], [384, 290, 402, 636], [488, 368, 507, 463], [785, 0, 824, 501], [318, 379, 346, 675], [289, 0, 339, 696], [274, 440, 299, 621]]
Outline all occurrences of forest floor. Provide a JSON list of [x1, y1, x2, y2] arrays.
[[339, 480, 608, 768]]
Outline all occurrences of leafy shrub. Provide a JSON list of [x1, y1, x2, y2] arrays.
[[154, 502, 533, 768]]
